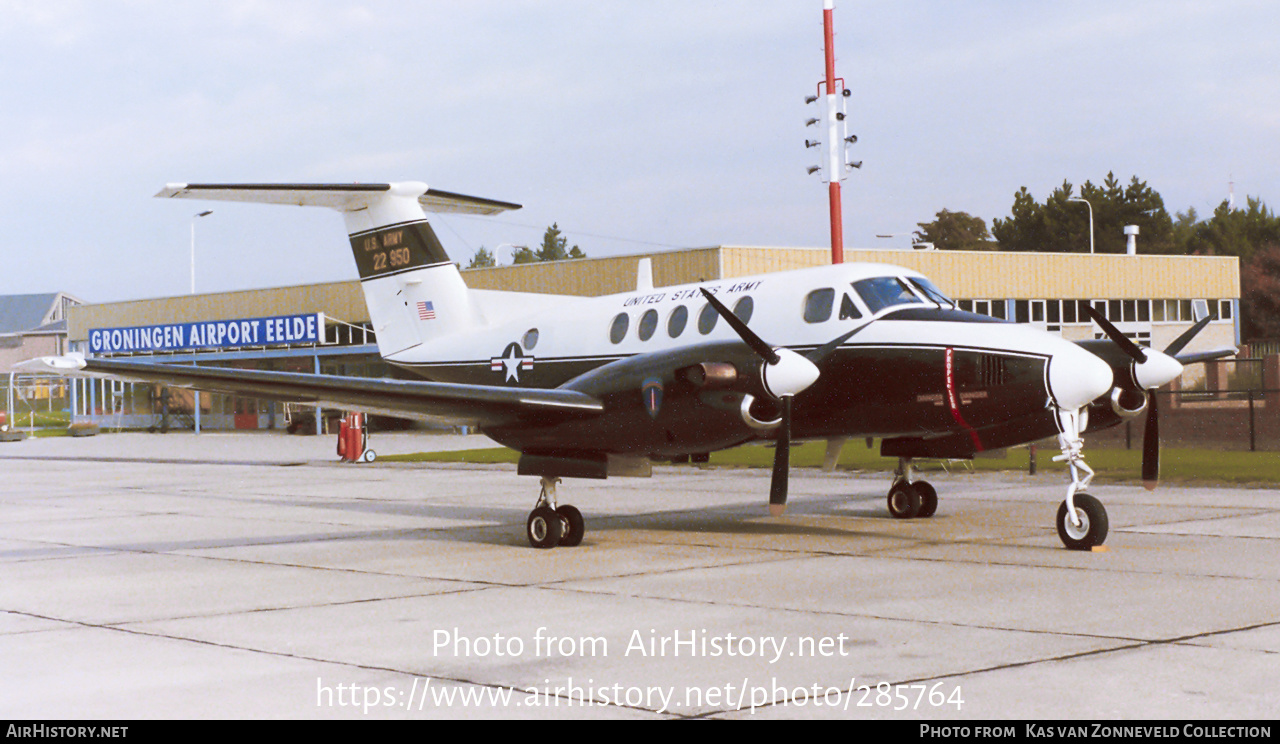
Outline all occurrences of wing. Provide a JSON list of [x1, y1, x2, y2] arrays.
[[20, 356, 602, 427]]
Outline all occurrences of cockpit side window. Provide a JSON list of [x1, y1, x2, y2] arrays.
[[839, 293, 862, 320], [853, 277, 925, 314], [803, 288, 835, 323]]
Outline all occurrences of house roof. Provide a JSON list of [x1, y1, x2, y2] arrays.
[[0, 293, 73, 334]]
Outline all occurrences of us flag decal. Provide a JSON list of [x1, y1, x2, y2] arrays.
[[417, 301, 436, 320]]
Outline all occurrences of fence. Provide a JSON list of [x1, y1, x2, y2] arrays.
[[1090, 356, 1280, 451]]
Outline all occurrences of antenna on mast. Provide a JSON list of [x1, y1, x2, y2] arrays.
[[804, 0, 858, 264]]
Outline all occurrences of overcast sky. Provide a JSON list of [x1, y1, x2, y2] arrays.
[[3, 1, 1278, 303]]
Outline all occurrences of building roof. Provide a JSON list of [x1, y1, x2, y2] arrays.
[[0, 293, 62, 334]]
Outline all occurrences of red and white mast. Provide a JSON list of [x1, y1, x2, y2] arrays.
[[806, 0, 858, 264]]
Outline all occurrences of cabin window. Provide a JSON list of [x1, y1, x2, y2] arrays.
[[638, 309, 659, 341], [697, 303, 719, 334], [853, 277, 924, 314], [667, 305, 689, 337], [522, 328, 539, 350], [733, 296, 754, 325], [803, 288, 835, 323], [609, 313, 629, 344]]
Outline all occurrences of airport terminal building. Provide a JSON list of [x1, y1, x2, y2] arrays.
[[60, 246, 1241, 432]]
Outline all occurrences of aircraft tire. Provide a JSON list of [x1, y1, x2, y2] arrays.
[[887, 483, 921, 519], [1056, 493, 1108, 550], [527, 506, 563, 549], [915, 481, 938, 518], [556, 505, 585, 547]]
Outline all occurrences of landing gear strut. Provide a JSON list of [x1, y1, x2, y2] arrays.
[[1052, 407, 1109, 550], [887, 458, 937, 520], [526, 477, 586, 549]]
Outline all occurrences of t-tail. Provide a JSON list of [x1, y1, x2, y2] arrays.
[[155, 182, 521, 359]]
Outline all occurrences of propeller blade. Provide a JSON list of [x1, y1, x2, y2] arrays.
[[1084, 305, 1147, 363], [769, 395, 792, 516], [699, 288, 778, 364], [1164, 316, 1211, 357], [1175, 347, 1238, 365], [805, 321, 873, 365], [1142, 391, 1160, 490]]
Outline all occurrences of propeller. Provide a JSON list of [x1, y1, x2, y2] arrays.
[[1083, 306, 1227, 490], [699, 289, 870, 515]]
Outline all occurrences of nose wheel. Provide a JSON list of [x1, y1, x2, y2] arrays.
[[1056, 492, 1108, 550], [526, 477, 586, 549]]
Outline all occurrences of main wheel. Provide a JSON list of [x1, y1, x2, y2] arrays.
[[915, 481, 938, 518], [887, 483, 921, 519], [556, 505, 585, 547], [1056, 493, 1109, 550], [527, 506, 563, 549]]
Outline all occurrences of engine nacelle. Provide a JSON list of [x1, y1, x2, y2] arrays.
[[739, 394, 782, 431], [1109, 386, 1148, 419]]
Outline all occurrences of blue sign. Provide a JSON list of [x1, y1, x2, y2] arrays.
[[90, 313, 323, 354]]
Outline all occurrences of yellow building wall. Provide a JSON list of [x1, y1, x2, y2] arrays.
[[67, 247, 1240, 342]]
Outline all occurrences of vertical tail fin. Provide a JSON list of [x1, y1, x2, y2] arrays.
[[156, 182, 521, 358]]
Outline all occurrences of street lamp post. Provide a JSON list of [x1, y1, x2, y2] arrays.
[[188, 210, 212, 436], [190, 210, 213, 294], [1068, 197, 1094, 254]]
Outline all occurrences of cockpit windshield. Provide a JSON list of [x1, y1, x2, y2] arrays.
[[852, 276, 925, 314], [907, 277, 955, 309]]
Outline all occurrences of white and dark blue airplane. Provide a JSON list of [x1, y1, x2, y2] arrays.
[[24, 182, 1233, 550]]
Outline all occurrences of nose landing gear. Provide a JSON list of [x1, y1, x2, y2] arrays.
[[526, 477, 586, 549], [887, 458, 938, 520], [1052, 407, 1108, 550]]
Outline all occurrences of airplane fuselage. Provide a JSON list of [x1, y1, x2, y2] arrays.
[[382, 261, 1110, 461]]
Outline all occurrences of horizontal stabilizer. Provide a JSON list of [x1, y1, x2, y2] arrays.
[[156, 182, 521, 215]]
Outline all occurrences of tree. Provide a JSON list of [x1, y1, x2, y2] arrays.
[[1178, 197, 1280, 259], [466, 246, 495, 269], [914, 209, 995, 251], [535, 223, 585, 262], [991, 173, 1175, 254], [1240, 242, 1280, 339]]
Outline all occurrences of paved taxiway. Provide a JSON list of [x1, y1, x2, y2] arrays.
[[1, 431, 1277, 719]]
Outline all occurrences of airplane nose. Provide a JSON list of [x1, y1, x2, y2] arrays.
[[1047, 342, 1113, 411]]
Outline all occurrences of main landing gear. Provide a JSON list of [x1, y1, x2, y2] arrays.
[[1052, 407, 1109, 550], [887, 458, 938, 520], [526, 477, 586, 549]]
